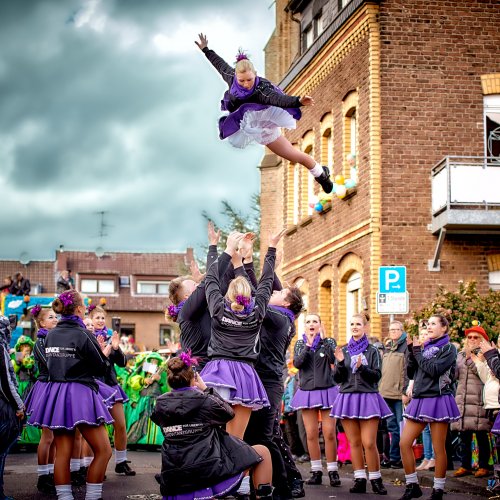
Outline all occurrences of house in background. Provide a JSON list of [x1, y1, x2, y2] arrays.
[[0, 247, 193, 349], [260, 0, 500, 344]]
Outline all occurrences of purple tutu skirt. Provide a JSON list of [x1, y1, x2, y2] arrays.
[[27, 381, 114, 430], [290, 386, 339, 410], [330, 392, 393, 420], [25, 380, 48, 418], [200, 359, 269, 410], [403, 395, 460, 423], [96, 379, 129, 407], [163, 472, 244, 500]]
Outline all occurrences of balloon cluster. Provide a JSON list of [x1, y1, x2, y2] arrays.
[[334, 173, 357, 199], [309, 192, 333, 212]]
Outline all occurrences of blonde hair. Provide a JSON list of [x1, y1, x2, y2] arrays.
[[89, 305, 106, 318], [235, 58, 256, 75], [226, 276, 252, 313]]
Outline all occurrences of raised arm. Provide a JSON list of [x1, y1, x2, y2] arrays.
[[196, 33, 234, 86]]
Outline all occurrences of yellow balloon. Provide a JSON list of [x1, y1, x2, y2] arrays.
[[335, 174, 345, 185]]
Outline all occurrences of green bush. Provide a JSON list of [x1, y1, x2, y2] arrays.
[[404, 281, 500, 342]]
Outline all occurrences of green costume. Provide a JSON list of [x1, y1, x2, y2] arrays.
[[12, 336, 41, 444], [125, 352, 169, 446]]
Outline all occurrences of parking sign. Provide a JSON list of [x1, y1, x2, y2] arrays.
[[379, 266, 406, 293]]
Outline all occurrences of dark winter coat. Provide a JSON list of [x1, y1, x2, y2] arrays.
[[151, 387, 262, 496], [294, 338, 336, 391], [451, 351, 491, 432]]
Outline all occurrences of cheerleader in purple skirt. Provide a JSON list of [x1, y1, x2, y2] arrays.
[[201, 230, 283, 440], [25, 305, 58, 495], [27, 290, 114, 500], [330, 313, 392, 495], [290, 313, 340, 487], [89, 305, 135, 476], [399, 314, 460, 500]]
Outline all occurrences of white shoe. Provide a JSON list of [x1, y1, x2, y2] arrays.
[[416, 458, 429, 471]]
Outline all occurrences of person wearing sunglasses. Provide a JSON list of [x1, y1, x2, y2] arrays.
[[451, 325, 492, 479]]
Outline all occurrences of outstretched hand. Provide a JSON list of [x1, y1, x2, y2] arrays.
[[479, 338, 495, 355], [207, 221, 220, 246], [238, 232, 255, 261], [195, 33, 208, 51], [190, 260, 204, 283], [299, 96, 314, 106], [269, 228, 286, 248], [225, 231, 245, 256]]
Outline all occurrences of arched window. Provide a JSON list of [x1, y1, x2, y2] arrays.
[[319, 265, 333, 338], [320, 112, 334, 183], [484, 95, 500, 159]]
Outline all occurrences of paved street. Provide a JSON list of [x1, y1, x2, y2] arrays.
[[3, 448, 490, 499]]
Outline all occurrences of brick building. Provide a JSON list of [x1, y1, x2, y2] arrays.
[[0, 247, 193, 348], [260, 0, 500, 343]]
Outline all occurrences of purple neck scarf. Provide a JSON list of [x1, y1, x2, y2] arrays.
[[422, 334, 450, 359], [268, 304, 296, 324], [61, 315, 87, 329], [225, 297, 255, 316], [230, 75, 260, 99], [37, 328, 49, 339], [167, 300, 186, 322], [94, 326, 109, 342], [347, 334, 369, 357], [303, 333, 321, 352]]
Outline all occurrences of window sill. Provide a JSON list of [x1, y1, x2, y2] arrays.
[[286, 225, 298, 236], [300, 215, 313, 227]]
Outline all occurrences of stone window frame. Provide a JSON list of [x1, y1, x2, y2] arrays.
[[300, 130, 315, 220], [318, 264, 334, 339], [342, 90, 359, 177]]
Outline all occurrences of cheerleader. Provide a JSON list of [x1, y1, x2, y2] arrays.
[[331, 314, 392, 495], [88, 305, 135, 476], [195, 33, 333, 194], [290, 314, 340, 487], [151, 353, 274, 499], [399, 314, 460, 500], [27, 290, 114, 500], [25, 305, 58, 494]]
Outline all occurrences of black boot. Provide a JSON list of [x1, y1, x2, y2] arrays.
[[428, 489, 444, 500], [255, 483, 274, 499], [398, 482, 423, 500], [349, 478, 367, 493], [37, 474, 56, 495], [290, 479, 305, 498], [306, 471, 323, 485], [115, 460, 136, 476], [70, 469, 86, 486], [371, 478, 388, 495], [314, 166, 334, 193], [329, 470, 341, 487]]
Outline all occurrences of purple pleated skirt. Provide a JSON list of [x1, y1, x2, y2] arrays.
[[96, 379, 129, 407], [403, 395, 460, 423], [330, 392, 393, 420], [290, 386, 339, 410], [492, 413, 500, 435], [200, 359, 269, 410], [27, 381, 114, 430], [163, 472, 244, 500], [25, 380, 48, 417]]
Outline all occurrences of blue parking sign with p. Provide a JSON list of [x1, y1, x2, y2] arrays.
[[379, 266, 406, 293]]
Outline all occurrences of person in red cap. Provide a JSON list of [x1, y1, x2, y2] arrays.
[[452, 325, 492, 479]]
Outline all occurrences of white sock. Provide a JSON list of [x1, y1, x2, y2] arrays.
[[237, 475, 250, 495], [70, 458, 81, 472], [405, 472, 418, 484], [354, 469, 367, 480], [369, 471, 382, 480], [85, 482, 103, 500], [38, 464, 50, 476], [115, 449, 127, 464], [48, 463, 55, 474], [310, 459, 323, 472], [327, 461, 338, 472], [433, 477, 446, 490], [55, 484, 74, 500], [310, 163, 324, 178], [83, 456, 93, 467]]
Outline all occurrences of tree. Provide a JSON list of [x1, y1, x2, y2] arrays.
[[199, 193, 261, 274], [405, 281, 500, 342]]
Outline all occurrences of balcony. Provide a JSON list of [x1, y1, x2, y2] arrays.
[[429, 156, 500, 270]]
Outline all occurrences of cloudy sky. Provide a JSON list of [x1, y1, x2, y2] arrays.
[[0, 0, 276, 262]]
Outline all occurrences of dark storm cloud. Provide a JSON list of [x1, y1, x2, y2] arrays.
[[0, 0, 274, 260]]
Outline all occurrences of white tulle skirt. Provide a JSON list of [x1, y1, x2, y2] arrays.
[[228, 106, 297, 149]]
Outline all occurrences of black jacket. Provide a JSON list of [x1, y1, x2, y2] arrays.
[[334, 344, 382, 394], [406, 341, 457, 399], [202, 48, 302, 113], [34, 337, 49, 382], [206, 249, 276, 364], [294, 338, 337, 391], [99, 347, 126, 386], [151, 387, 262, 496], [45, 318, 110, 392], [9, 278, 31, 296]]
